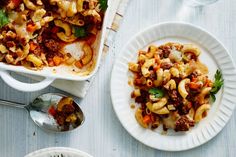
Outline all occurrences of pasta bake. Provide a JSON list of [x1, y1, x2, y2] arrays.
[[0, 0, 107, 71], [128, 42, 223, 132]]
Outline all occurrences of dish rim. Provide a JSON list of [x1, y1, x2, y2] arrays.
[[110, 21, 236, 151], [0, 18, 107, 81], [25, 147, 93, 157]]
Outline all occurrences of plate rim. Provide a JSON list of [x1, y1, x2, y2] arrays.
[[110, 21, 236, 151], [25, 147, 93, 157]]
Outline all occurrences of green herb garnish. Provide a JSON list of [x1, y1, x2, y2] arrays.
[[148, 88, 164, 98], [210, 70, 224, 102], [0, 9, 9, 28], [74, 26, 87, 38], [99, 0, 108, 11]]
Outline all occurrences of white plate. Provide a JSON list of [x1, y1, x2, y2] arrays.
[[110, 22, 236, 151], [25, 147, 93, 157]]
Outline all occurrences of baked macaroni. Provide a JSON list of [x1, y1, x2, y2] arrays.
[[0, 0, 107, 70]]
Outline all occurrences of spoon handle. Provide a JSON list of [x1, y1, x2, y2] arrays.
[[0, 99, 26, 109]]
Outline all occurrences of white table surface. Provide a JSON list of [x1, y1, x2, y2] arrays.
[[0, 0, 236, 156]]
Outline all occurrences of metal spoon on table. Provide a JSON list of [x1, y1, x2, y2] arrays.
[[0, 93, 85, 133]]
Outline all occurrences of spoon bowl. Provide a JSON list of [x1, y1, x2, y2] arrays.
[[0, 93, 85, 133]]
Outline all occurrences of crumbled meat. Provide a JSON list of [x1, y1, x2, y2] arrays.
[[20, 37, 27, 46], [37, 35, 43, 43], [189, 71, 199, 80], [175, 116, 194, 132], [62, 104, 75, 113], [6, 41, 15, 48], [44, 39, 61, 52], [83, 1, 89, 9], [135, 90, 149, 104], [168, 90, 182, 102], [0, 0, 9, 7], [193, 101, 201, 110], [55, 114, 65, 126], [161, 62, 173, 69], [149, 70, 156, 80], [151, 123, 159, 129], [159, 45, 171, 58], [177, 104, 191, 115], [32, 47, 42, 55]]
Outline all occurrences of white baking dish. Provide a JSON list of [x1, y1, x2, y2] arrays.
[[0, 1, 111, 92]]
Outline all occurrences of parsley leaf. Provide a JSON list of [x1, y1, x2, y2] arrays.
[[0, 9, 9, 28], [99, 0, 108, 11], [148, 88, 164, 98], [210, 93, 216, 102], [74, 26, 87, 38], [210, 70, 224, 102]]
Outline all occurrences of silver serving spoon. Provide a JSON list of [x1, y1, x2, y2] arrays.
[[0, 93, 85, 132]]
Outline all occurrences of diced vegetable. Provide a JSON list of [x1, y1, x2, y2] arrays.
[[74, 26, 86, 38], [53, 56, 62, 66], [189, 82, 201, 89], [0, 9, 9, 28], [26, 23, 37, 32], [75, 60, 83, 69], [210, 70, 223, 102], [99, 0, 108, 11], [48, 105, 56, 117], [148, 88, 164, 98], [143, 115, 151, 124], [29, 42, 37, 51]]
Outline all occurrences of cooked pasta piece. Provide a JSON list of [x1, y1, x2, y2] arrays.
[[129, 43, 221, 132], [194, 104, 210, 122], [135, 108, 148, 128], [178, 78, 190, 99], [141, 58, 155, 77]]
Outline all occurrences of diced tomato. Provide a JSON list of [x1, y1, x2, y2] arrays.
[[27, 24, 37, 33], [143, 115, 151, 124], [48, 106, 57, 117], [8, 0, 22, 8], [191, 77, 197, 82], [75, 60, 83, 69], [53, 56, 62, 66], [29, 42, 37, 51], [189, 82, 201, 89], [48, 60, 54, 67]]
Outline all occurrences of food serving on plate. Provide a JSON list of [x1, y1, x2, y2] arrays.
[[0, 0, 107, 71], [128, 42, 223, 132]]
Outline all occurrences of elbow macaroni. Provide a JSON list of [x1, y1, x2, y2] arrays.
[[141, 58, 155, 77], [23, 0, 37, 10], [129, 43, 215, 132], [198, 87, 212, 104], [194, 104, 210, 122], [178, 78, 190, 99]]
